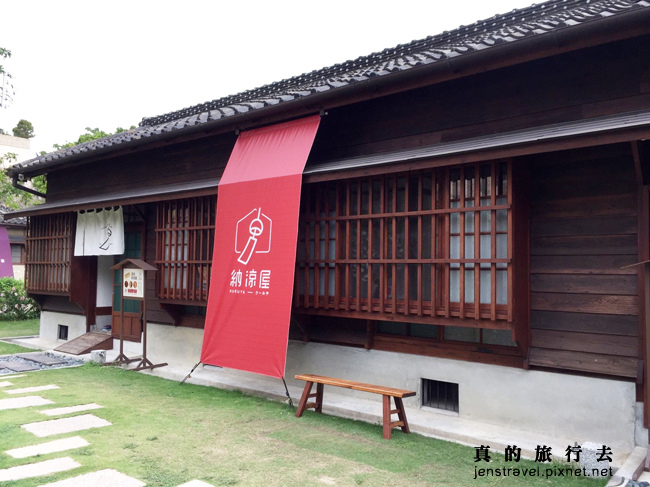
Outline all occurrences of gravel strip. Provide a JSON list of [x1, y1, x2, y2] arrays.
[[0, 353, 84, 375]]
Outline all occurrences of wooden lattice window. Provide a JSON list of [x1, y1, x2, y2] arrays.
[[294, 161, 512, 326], [155, 196, 215, 304], [25, 213, 74, 293]]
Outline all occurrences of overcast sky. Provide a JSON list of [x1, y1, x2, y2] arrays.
[[1, 0, 535, 158]]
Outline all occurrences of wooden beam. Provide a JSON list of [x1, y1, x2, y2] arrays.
[[633, 140, 650, 186], [633, 141, 644, 185], [635, 186, 650, 428]]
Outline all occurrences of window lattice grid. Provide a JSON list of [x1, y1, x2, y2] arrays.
[[25, 213, 73, 293], [294, 161, 512, 322], [155, 196, 215, 303]]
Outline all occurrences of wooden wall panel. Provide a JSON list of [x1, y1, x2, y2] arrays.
[[46, 134, 235, 203], [530, 235, 637, 256], [531, 310, 638, 336], [530, 292, 637, 315], [530, 215, 637, 237], [528, 348, 638, 378], [42, 38, 650, 208], [528, 148, 640, 378], [530, 274, 637, 295], [530, 194, 637, 219], [531, 330, 638, 356], [530, 255, 638, 274], [307, 37, 650, 165]]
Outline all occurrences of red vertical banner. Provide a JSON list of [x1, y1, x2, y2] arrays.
[[201, 116, 320, 378]]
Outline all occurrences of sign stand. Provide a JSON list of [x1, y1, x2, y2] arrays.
[[108, 259, 167, 371]]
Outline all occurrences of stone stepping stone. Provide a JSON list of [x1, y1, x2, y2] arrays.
[[22, 414, 111, 437], [40, 403, 103, 417], [178, 481, 215, 487], [7, 436, 89, 459], [3, 374, 27, 378], [0, 457, 80, 482], [37, 468, 145, 487], [0, 396, 54, 410], [5, 384, 60, 395], [0, 360, 40, 372], [16, 354, 66, 366], [0, 381, 12, 387]]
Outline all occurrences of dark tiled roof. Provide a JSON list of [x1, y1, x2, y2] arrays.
[[9, 0, 650, 177], [0, 205, 27, 226]]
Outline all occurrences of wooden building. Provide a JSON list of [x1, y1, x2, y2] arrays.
[[0, 206, 26, 280], [8, 0, 650, 460]]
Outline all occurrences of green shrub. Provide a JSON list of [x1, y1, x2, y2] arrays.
[[0, 277, 39, 320]]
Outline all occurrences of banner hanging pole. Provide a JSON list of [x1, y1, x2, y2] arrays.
[[282, 377, 294, 409], [180, 361, 202, 385]]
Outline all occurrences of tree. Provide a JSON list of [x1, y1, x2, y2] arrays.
[[0, 152, 41, 209], [12, 119, 34, 139], [53, 126, 134, 150], [0, 47, 10, 74], [0, 47, 13, 110], [0, 125, 135, 210]]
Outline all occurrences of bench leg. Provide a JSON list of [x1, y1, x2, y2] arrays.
[[382, 395, 392, 440], [395, 397, 410, 434], [296, 381, 314, 417], [382, 396, 411, 439], [295, 381, 325, 418], [315, 383, 324, 413]]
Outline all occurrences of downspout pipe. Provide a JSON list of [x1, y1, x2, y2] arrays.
[[11, 174, 46, 199]]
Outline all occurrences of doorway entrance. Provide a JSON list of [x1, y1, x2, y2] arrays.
[[111, 227, 144, 342]]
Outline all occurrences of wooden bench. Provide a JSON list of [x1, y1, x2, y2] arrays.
[[294, 374, 416, 439]]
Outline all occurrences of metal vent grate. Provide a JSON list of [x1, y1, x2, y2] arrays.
[[422, 378, 459, 412]]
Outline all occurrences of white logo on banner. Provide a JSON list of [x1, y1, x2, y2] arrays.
[[235, 208, 272, 265]]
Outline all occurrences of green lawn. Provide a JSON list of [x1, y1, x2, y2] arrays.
[[0, 364, 608, 487], [0, 318, 40, 338], [0, 341, 36, 355]]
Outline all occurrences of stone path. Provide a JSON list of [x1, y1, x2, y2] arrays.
[[37, 469, 147, 487], [22, 414, 112, 437], [2, 373, 215, 486], [0, 457, 80, 482], [5, 384, 60, 394], [0, 395, 53, 410], [40, 403, 103, 416], [7, 437, 89, 459]]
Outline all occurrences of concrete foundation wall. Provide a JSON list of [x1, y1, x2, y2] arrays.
[[12, 265, 24, 281], [40, 311, 86, 342], [147, 323, 637, 452]]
